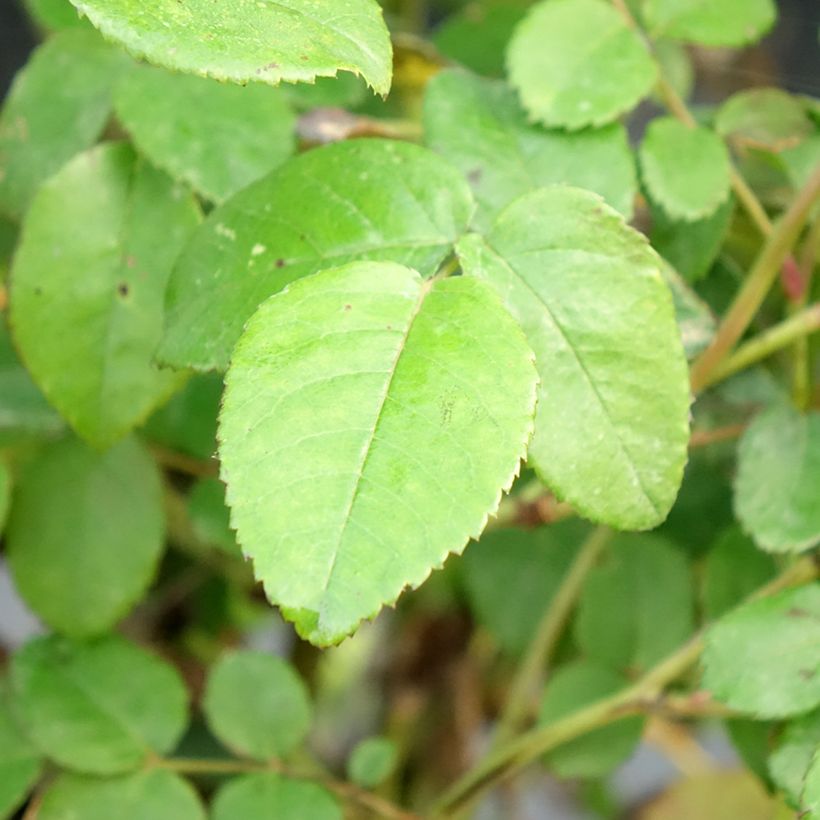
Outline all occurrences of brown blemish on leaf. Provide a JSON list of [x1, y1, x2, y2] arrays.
[[275, 258, 285, 268], [117, 282, 129, 297]]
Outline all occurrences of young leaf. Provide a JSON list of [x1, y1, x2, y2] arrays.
[[702, 584, 820, 718], [68, 0, 392, 94], [643, 0, 776, 47], [423, 69, 636, 230], [203, 651, 312, 759], [38, 770, 205, 820], [769, 709, 820, 810], [0, 682, 42, 820], [10, 142, 199, 449], [574, 534, 694, 673], [348, 737, 398, 789], [715, 88, 814, 152], [114, 64, 296, 203], [6, 437, 165, 637], [507, 0, 656, 129], [639, 117, 731, 221], [734, 404, 820, 553], [212, 774, 341, 820], [11, 635, 189, 774], [702, 528, 776, 620], [159, 139, 475, 372], [650, 196, 735, 282], [0, 29, 129, 218], [219, 262, 537, 645], [462, 521, 592, 656], [538, 661, 644, 778], [456, 187, 690, 531]]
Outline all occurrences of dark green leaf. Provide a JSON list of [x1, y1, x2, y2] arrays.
[[159, 139, 474, 371], [424, 69, 636, 230], [456, 187, 690, 530], [203, 651, 312, 759], [0, 29, 129, 218], [211, 774, 340, 820], [703, 584, 820, 718], [114, 64, 296, 203], [187, 478, 238, 556], [0, 681, 42, 820], [24, 0, 90, 31], [10, 142, 199, 448], [12, 635, 189, 774], [219, 262, 537, 645], [6, 437, 164, 637]]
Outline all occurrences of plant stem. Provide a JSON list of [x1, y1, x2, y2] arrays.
[[689, 164, 820, 393], [688, 423, 747, 448], [150, 444, 219, 479], [493, 526, 612, 744], [793, 216, 820, 408], [430, 555, 818, 818], [700, 302, 820, 388]]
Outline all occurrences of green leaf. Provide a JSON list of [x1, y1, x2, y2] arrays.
[[702, 584, 820, 718], [769, 709, 820, 809], [650, 195, 734, 282], [735, 404, 820, 553], [538, 661, 644, 778], [38, 770, 205, 820], [24, 0, 91, 31], [507, 0, 656, 129], [0, 29, 129, 218], [660, 261, 717, 359], [715, 88, 814, 151], [0, 682, 42, 820], [0, 319, 64, 444], [643, 0, 776, 46], [432, 5, 525, 78], [10, 142, 199, 449], [6, 437, 165, 637], [0, 460, 9, 537], [11, 635, 189, 774], [423, 69, 636, 230], [219, 261, 537, 645], [159, 139, 475, 372], [187, 478, 239, 556], [348, 737, 398, 788], [114, 64, 296, 203], [68, 0, 392, 94], [805, 751, 820, 819], [702, 527, 776, 620], [639, 117, 731, 221], [142, 373, 222, 461], [212, 774, 341, 820], [456, 187, 690, 530], [574, 534, 694, 673], [203, 651, 312, 759], [462, 520, 591, 655]]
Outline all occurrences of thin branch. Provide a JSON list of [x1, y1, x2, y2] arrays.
[[150, 444, 219, 479], [690, 164, 820, 393], [793, 216, 820, 408], [430, 555, 819, 818], [493, 526, 612, 744], [688, 423, 747, 448]]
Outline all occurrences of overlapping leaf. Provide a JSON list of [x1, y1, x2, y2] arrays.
[[159, 139, 474, 371], [457, 187, 690, 530], [219, 262, 537, 645], [69, 0, 392, 93], [10, 142, 199, 448], [424, 69, 635, 229], [212, 774, 340, 820], [0, 682, 42, 820]]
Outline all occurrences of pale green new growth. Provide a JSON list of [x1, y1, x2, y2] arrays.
[[703, 585, 820, 718], [38, 771, 205, 820], [644, 0, 777, 47], [457, 187, 690, 530], [423, 69, 636, 229], [212, 774, 341, 820], [6, 437, 165, 637], [10, 143, 199, 449], [160, 139, 474, 371], [640, 117, 731, 221], [219, 262, 537, 645], [69, 0, 392, 94], [507, 0, 656, 129], [11, 636, 189, 774], [114, 63, 296, 202], [735, 404, 820, 553]]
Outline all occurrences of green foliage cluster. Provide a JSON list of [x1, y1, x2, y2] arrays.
[[0, 0, 818, 816]]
